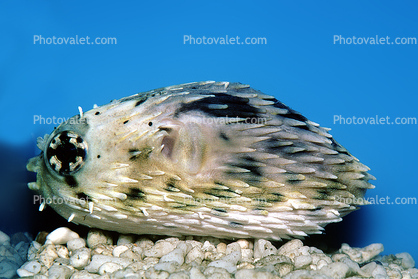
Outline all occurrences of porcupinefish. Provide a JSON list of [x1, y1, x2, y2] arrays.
[[27, 81, 375, 240]]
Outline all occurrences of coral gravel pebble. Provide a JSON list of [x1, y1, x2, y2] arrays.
[[3, 227, 415, 279]]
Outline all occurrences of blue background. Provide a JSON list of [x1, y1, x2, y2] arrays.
[[1, 1, 417, 260]]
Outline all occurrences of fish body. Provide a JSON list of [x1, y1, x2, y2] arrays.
[[27, 81, 375, 240]]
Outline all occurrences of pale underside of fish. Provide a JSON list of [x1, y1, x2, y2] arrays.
[[27, 81, 375, 240]]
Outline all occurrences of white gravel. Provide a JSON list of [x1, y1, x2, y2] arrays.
[[0, 227, 415, 279], [45, 227, 79, 245]]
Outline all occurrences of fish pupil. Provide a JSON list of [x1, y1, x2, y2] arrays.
[[56, 139, 78, 160]]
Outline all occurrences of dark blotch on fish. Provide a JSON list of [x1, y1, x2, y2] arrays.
[[76, 192, 91, 201], [165, 179, 179, 192], [126, 188, 146, 201], [219, 132, 229, 141], [135, 99, 146, 107], [64, 175, 78, 188], [174, 93, 261, 119], [273, 101, 308, 122], [229, 221, 244, 228]]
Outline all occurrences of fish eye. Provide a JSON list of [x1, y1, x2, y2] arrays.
[[45, 131, 87, 175]]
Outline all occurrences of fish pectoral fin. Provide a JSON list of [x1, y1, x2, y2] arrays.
[[158, 119, 207, 175], [158, 120, 181, 160]]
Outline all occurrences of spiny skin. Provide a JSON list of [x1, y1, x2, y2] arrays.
[[27, 81, 375, 240]]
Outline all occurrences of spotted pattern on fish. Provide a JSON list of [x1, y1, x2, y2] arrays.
[[26, 81, 375, 240]]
